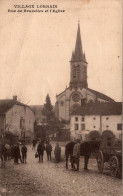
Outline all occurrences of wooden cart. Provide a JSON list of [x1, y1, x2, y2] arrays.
[[96, 139, 122, 178]]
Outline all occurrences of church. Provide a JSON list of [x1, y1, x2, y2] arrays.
[[55, 23, 114, 121]]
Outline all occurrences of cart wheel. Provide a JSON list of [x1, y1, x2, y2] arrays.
[[110, 156, 119, 178], [97, 151, 104, 173]]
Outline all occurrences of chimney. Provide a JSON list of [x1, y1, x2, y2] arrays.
[[13, 95, 17, 102]]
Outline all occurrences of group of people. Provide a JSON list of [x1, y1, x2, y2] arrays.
[[12, 143, 27, 164], [35, 140, 61, 163], [0, 139, 62, 168], [1, 139, 81, 170], [35, 139, 81, 170], [0, 142, 27, 167]]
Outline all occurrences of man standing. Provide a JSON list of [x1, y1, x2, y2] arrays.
[[5, 143, 11, 160], [32, 139, 36, 150], [37, 140, 45, 162], [72, 139, 80, 171], [14, 143, 22, 164], [46, 141, 52, 161], [0, 142, 7, 168], [54, 143, 61, 162], [21, 143, 27, 163]]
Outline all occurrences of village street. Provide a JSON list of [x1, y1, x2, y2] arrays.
[[0, 143, 122, 196]]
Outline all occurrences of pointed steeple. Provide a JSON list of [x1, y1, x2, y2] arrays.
[[74, 22, 83, 60], [70, 23, 88, 89], [71, 22, 85, 62]]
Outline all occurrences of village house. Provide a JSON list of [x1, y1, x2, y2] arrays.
[[70, 102, 122, 142], [0, 96, 35, 139]]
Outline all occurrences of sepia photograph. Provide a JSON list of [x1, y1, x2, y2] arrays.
[[0, 0, 122, 195]]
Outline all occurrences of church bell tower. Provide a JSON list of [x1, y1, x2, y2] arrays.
[[69, 23, 88, 90]]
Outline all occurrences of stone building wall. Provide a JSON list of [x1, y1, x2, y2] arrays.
[[6, 105, 35, 138]]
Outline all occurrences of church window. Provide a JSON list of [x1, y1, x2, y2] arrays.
[[75, 124, 79, 130], [93, 117, 96, 120], [81, 124, 85, 131], [77, 65, 80, 79], [75, 117, 78, 121], [81, 116, 85, 122], [106, 117, 109, 120], [73, 66, 76, 78], [106, 125, 109, 128], [71, 104, 80, 114], [72, 93, 80, 102], [93, 126, 96, 128]]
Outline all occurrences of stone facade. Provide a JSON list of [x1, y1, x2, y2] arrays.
[[70, 115, 122, 141], [5, 105, 35, 138], [55, 86, 115, 121], [70, 102, 122, 141], [0, 98, 35, 138]]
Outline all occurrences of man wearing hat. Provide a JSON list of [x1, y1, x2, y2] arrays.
[[72, 139, 80, 171], [37, 140, 45, 162]]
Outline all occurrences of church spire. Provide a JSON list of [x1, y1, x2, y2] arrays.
[[70, 23, 88, 89], [71, 22, 85, 62], [74, 22, 83, 60]]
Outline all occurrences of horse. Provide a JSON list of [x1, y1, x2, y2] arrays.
[[65, 141, 100, 170], [0, 143, 7, 168]]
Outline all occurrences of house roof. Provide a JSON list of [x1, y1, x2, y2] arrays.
[[0, 99, 34, 114], [71, 102, 122, 116]]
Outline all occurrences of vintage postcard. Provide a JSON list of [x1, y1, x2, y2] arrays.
[[0, 0, 122, 195]]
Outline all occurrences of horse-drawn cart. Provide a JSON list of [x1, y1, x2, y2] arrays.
[[96, 139, 122, 178]]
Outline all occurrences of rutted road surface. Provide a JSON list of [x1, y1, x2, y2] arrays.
[[0, 144, 122, 196]]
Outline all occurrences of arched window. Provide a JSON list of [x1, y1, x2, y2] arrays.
[[77, 65, 80, 79], [73, 65, 76, 78], [73, 64, 80, 79]]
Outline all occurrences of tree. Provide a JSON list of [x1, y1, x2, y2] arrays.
[[42, 94, 54, 122]]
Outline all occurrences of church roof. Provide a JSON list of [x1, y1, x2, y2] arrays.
[[56, 87, 114, 102], [71, 102, 122, 116], [87, 88, 115, 102], [56, 87, 69, 97], [71, 23, 86, 62]]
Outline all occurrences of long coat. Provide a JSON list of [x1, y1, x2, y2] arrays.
[[37, 143, 45, 153]]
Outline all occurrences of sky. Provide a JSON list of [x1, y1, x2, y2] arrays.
[[0, 0, 122, 105]]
